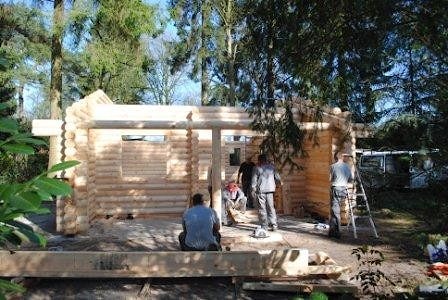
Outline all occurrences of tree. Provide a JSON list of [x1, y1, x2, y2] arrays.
[[212, 0, 245, 106], [0, 3, 50, 119], [144, 34, 188, 105], [46, 0, 64, 173], [237, 0, 287, 108], [0, 52, 79, 298], [170, 0, 214, 105], [75, 0, 160, 103], [275, 0, 396, 123]]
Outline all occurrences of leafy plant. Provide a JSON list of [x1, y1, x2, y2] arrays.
[[351, 245, 396, 299], [0, 101, 79, 298]]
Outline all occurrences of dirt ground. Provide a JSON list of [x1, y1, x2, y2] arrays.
[[17, 206, 435, 299]]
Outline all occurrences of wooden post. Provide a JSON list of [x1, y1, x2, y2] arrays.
[[212, 127, 222, 223]]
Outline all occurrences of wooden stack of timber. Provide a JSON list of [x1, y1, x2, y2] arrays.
[[242, 251, 356, 296], [63, 91, 110, 233], [197, 137, 213, 200], [92, 130, 189, 218], [303, 129, 332, 219], [279, 151, 306, 216], [64, 101, 90, 233]]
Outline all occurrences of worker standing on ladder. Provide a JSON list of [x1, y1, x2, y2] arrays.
[[329, 151, 353, 239]]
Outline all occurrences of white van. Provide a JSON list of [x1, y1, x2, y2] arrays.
[[357, 150, 446, 189], [357, 150, 412, 189]]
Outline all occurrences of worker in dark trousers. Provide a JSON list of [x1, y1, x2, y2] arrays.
[[329, 151, 353, 239], [237, 156, 256, 208], [251, 154, 281, 231]]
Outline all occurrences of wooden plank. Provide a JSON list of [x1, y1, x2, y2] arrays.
[[95, 195, 189, 202], [32, 119, 64, 136], [212, 128, 222, 218], [95, 189, 190, 196], [307, 265, 350, 275], [242, 281, 358, 294], [95, 207, 186, 215], [97, 201, 187, 209], [0, 249, 308, 278], [95, 183, 189, 190], [90, 120, 253, 130]]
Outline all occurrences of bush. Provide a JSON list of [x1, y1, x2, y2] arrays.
[[0, 102, 78, 298], [368, 182, 448, 233]]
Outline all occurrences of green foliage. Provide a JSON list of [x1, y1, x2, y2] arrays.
[[0, 279, 25, 300], [76, 0, 160, 103], [0, 2, 51, 119], [0, 97, 79, 298], [170, 0, 214, 105], [309, 292, 328, 300], [372, 114, 429, 150], [351, 245, 396, 298], [250, 98, 308, 172], [0, 119, 48, 183], [371, 185, 448, 233]]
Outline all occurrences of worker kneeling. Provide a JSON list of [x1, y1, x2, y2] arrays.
[[179, 193, 222, 251], [221, 180, 247, 226]]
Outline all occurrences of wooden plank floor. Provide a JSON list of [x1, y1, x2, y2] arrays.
[[27, 209, 292, 252]]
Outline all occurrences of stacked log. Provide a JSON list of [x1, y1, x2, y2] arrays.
[[90, 129, 191, 218], [55, 91, 358, 234], [60, 90, 113, 234], [302, 129, 332, 219], [197, 138, 213, 201], [187, 129, 199, 202]]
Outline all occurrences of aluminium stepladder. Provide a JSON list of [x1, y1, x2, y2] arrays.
[[346, 166, 379, 238]]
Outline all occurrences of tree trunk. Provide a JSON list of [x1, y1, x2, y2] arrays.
[[266, 19, 275, 107], [48, 0, 64, 174], [17, 84, 24, 119], [225, 0, 236, 106], [266, 29, 275, 107], [201, 1, 209, 106]]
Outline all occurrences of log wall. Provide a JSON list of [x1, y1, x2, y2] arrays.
[[54, 90, 356, 234], [304, 130, 332, 219], [61, 90, 113, 234], [92, 129, 190, 218]]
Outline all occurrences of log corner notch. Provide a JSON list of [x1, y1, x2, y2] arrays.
[[31, 90, 364, 235]]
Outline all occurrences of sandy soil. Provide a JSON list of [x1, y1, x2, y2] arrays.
[[17, 207, 433, 299]]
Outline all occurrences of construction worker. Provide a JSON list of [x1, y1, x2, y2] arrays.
[[251, 154, 282, 231], [221, 180, 247, 226], [237, 155, 256, 208], [329, 151, 353, 238], [179, 193, 222, 251]]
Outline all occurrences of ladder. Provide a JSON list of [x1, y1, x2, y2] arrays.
[[346, 166, 378, 238]]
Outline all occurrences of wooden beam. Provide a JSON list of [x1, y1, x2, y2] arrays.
[[242, 281, 358, 294], [307, 265, 351, 276], [89, 120, 331, 131], [0, 249, 308, 278], [32, 119, 64, 136], [32, 119, 331, 137], [212, 128, 222, 221], [90, 120, 253, 130]]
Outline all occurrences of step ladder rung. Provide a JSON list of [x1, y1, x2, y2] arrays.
[[346, 165, 379, 239]]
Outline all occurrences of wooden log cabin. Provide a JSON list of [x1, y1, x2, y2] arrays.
[[32, 90, 370, 235]]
